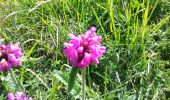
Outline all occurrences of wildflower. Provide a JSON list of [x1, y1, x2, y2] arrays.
[[64, 27, 106, 68], [0, 42, 22, 72], [7, 92, 33, 100]]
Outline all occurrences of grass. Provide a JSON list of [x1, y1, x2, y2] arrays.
[[0, 0, 170, 99]]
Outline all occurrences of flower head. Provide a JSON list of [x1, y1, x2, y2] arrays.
[[7, 92, 33, 100], [64, 27, 106, 68], [0, 42, 22, 72]]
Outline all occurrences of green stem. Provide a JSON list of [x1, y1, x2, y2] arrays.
[[104, 66, 107, 100], [82, 69, 86, 100], [9, 69, 23, 91]]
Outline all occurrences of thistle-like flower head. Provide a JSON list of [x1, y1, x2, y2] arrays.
[[7, 92, 33, 100], [0, 42, 22, 72], [64, 27, 106, 68]]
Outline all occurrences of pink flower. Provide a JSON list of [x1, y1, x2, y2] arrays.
[[0, 58, 12, 71], [0, 42, 22, 72], [7, 92, 33, 100], [64, 27, 106, 68]]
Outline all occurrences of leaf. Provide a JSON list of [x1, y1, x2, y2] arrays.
[[4, 74, 18, 92], [21, 56, 43, 62], [2, 33, 10, 43], [68, 67, 79, 92], [26, 43, 37, 57], [53, 69, 81, 99], [54, 70, 68, 86], [0, 94, 4, 100]]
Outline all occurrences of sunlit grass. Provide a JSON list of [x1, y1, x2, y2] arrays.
[[0, 0, 170, 99]]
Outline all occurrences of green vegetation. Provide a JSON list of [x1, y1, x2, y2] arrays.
[[0, 0, 170, 99]]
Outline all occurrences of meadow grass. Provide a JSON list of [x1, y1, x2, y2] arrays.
[[0, 0, 170, 99]]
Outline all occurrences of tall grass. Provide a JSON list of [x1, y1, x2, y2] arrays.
[[0, 0, 170, 99]]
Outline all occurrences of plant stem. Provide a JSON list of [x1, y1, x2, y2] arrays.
[[82, 69, 86, 100], [9, 69, 23, 91]]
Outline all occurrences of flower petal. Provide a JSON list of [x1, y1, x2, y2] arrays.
[[77, 47, 84, 53], [7, 93, 15, 100], [78, 53, 91, 68]]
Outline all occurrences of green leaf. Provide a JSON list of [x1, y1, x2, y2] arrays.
[[54, 70, 68, 86], [4, 74, 19, 92], [68, 67, 79, 92], [2, 33, 10, 44], [53, 69, 81, 99], [26, 43, 37, 57]]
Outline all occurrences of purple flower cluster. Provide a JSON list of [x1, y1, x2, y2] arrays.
[[64, 27, 106, 68], [0, 43, 22, 71], [7, 92, 33, 100]]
